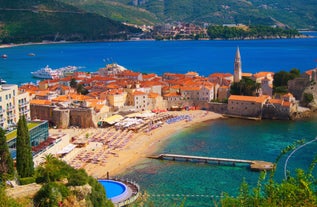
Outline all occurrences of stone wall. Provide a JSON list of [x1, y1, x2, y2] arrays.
[[262, 105, 290, 120], [52, 108, 70, 129], [30, 104, 55, 122], [288, 78, 310, 100], [31, 104, 98, 128], [206, 102, 228, 114], [69, 108, 96, 128]]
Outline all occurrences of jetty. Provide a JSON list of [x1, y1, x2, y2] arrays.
[[148, 154, 274, 171]]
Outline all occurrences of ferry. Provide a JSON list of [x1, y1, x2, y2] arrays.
[[31, 65, 78, 79]]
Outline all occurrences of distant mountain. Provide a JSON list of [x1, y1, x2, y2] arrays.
[[0, 0, 141, 44], [60, 0, 317, 30]]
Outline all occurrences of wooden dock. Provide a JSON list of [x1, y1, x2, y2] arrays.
[[148, 154, 274, 171]]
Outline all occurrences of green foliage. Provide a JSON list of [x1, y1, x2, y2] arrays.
[[230, 77, 260, 96], [303, 93, 314, 106], [67, 169, 88, 186], [60, 0, 158, 25], [0, 127, 14, 181], [76, 84, 89, 95], [207, 25, 300, 40], [87, 176, 113, 207], [69, 78, 77, 88], [16, 115, 34, 178], [274, 86, 288, 94], [19, 177, 35, 185], [33, 182, 70, 207], [221, 140, 317, 207], [35, 154, 73, 183], [34, 155, 113, 206], [70, 0, 317, 30], [0, 0, 140, 44], [273, 68, 300, 94], [0, 186, 23, 207]]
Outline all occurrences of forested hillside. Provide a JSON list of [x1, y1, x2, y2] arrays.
[[0, 0, 140, 44], [61, 0, 317, 30], [59, 0, 158, 25]]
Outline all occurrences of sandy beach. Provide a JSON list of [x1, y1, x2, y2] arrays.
[[47, 110, 223, 178]]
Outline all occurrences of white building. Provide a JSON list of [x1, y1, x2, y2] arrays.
[[0, 84, 30, 129]]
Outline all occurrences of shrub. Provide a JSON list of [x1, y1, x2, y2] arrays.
[[19, 177, 35, 185], [33, 182, 70, 207], [68, 169, 88, 186], [303, 93, 314, 106]]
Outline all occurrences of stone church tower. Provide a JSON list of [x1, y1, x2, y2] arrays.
[[234, 47, 242, 83]]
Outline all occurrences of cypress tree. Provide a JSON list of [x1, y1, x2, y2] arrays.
[[0, 127, 14, 180], [16, 115, 34, 178]]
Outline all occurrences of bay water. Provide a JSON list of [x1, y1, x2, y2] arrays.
[[122, 116, 317, 206], [0, 33, 316, 85], [1, 34, 317, 206]]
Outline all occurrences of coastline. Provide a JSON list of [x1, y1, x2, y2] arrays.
[[0, 33, 314, 49], [85, 110, 223, 178], [49, 110, 223, 178]]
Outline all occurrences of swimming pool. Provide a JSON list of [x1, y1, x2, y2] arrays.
[[98, 180, 128, 202]]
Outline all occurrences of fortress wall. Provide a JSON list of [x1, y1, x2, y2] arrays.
[[30, 104, 55, 122], [52, 109, 70, 129], [69, 108, 96, 128]]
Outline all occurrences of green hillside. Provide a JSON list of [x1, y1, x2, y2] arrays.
[[59, 0, 158, 25], [0, 0, 141, 44], [62, 0, 317, 30]]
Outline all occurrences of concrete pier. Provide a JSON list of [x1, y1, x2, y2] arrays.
[[148, 154, 274, 171]]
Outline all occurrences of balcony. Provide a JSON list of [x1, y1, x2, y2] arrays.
[[0, 109, 5, 115], [6, 106, 15, 112], [20, 109, 30, 115], [19, 101, 30, 107], [7, 113, 15, 119]]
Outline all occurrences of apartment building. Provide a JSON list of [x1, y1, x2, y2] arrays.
[[0, 84, 30, 129]]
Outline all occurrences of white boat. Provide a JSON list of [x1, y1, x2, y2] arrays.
[[31, 65, 60, 79], [0, 78, 6, 84], [31, 65, 78, 79]]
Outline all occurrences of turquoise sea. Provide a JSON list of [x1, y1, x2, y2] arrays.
[[119, 116, 317, 206], [1, 33, 317, 206]]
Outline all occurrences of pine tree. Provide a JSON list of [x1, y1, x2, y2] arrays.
[[16, 115, 34, 178], [0, 127, 14, 180]]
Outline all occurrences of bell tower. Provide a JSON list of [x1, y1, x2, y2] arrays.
[[234, 47, 242, 83]]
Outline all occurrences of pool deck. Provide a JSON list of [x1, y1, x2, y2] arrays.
[[99, 178, 140, 207]]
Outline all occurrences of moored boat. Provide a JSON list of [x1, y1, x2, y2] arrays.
[[0, 78, 6, 84], [31, 65, 78, 79], [31, 65, 60, 79]]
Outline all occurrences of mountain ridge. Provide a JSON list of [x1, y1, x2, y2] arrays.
[[60, 0, 317, 30]]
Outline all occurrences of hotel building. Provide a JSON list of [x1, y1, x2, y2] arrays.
[[0, 84, 30, 129]]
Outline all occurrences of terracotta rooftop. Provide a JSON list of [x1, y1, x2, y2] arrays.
[[30, 99, 52, 105], [229, 95, 270, 103], [133, 90, 146, 96]]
